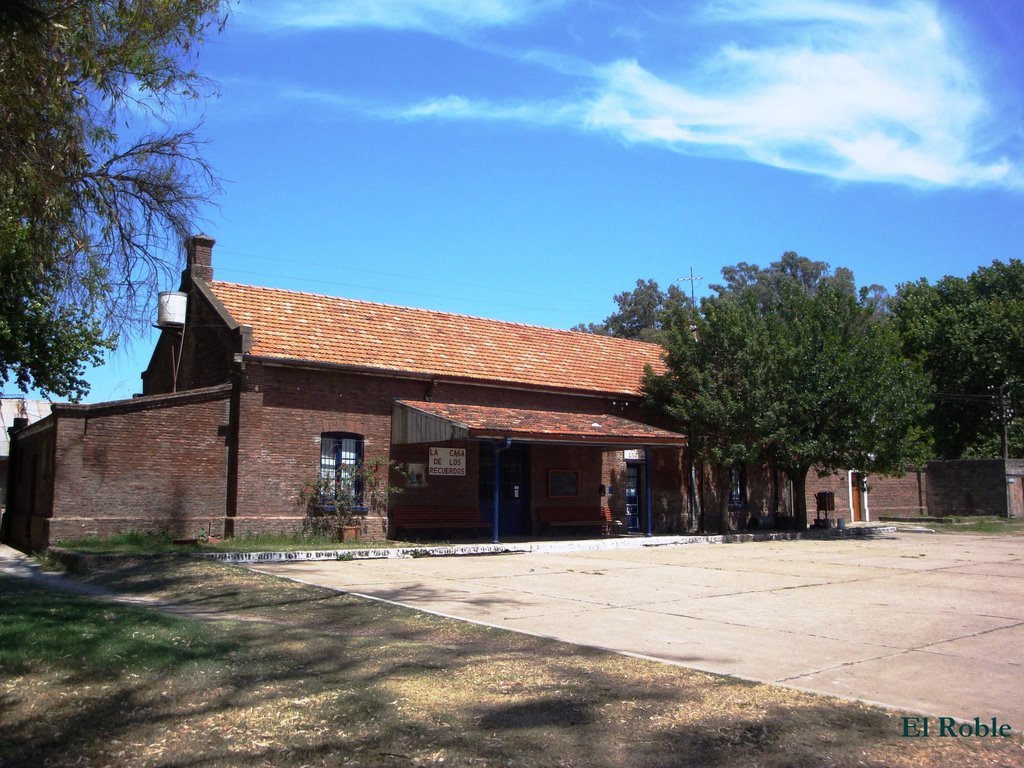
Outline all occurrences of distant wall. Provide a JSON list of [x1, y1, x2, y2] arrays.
[[927, 460, 1024, 518], [2, 418, 56, 551]]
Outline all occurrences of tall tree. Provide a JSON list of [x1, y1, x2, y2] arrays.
[[574, 279, 689, 342], [646, 279, 929, 529], [643, 293, 772, 531], [0, 0, 228, 399], [711, 251, 858, 308], [758, 283, 930, 525], [894, 260, 1024, 459]]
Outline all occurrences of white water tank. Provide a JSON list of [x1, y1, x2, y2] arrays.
[[156, 291, 187, 327]]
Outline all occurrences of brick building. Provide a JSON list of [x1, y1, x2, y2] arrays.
[[3, 237, 690, 549], [3, 236, 936, 551]]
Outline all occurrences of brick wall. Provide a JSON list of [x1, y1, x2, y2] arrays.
[[230, 363, 424, 538], [142, 282, 242, 395], [803, 469, 925, 524], [47, 387, 230, 545], [692, 463, 925, 530], [602, 448, 692, 533], [390, 439, 480, 514], [530, 443, 604, 522], [860, 472, 926, 518], [926, 460, 1023, 517]]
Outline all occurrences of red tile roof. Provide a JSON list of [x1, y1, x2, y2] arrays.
[[396, 400, 686, 445], [209, 281, 665, 396]]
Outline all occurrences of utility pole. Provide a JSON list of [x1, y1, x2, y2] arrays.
[[993, 383, 1014, 460]]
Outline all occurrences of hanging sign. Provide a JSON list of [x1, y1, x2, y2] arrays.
[[429, 447, 466, 476]]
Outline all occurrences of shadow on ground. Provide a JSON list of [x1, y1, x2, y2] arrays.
[[0, 557, 1020, 768]]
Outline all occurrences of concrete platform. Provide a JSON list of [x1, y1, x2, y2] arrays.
[[249, 532, 1024, 727]]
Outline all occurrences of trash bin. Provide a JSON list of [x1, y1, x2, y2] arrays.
[[814, 491, 835, 527]]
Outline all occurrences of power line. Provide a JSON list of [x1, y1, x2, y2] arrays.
[[215, 248, 614, 311]]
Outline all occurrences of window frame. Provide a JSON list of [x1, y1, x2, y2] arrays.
[[320, 432, 366, 513]]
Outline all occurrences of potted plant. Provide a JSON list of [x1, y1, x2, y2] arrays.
[[299, 456, 404, 542]]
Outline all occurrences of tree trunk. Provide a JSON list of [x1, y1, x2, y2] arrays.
[[770, 468, 780, 514], [788, 467, 810, 530], [714, 464, 731, 533]]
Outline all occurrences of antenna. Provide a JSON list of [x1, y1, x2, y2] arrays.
[[676, 267, 703, 305]]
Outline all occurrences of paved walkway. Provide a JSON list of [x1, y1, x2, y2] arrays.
[[0, 543, 115, 597], [250, 532, 1024, 727]]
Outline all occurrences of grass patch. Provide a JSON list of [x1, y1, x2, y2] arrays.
[[933, 516, 1024, 535], [54, 529, 181, 553], [52, 529, 412, 555], [0, 576, 238, 679], [1, 557, 1020, 767]]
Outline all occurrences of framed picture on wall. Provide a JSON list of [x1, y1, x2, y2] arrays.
[[548, 469, 579, 498], [406, 463, 427, 487]]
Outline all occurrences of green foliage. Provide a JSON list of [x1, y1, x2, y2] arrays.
[[53, 529, 178, 553], [0, 201, 114, 398], [299, 455, 405, 534], [894, 260, 1024, 459], [646, 270, 929, 527], [0, 0, 229, 397], [645, 293, 770, 470], [758, 284, 930, 481], [710, 251, 895, 319], [574, 278, 690, 342]]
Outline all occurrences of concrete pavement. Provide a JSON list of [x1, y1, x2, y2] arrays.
[[250, 533, 1024, 727]]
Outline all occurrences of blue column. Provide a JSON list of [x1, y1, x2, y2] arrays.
[[644, 446, 653, 537], [492, 439, 511, 544]]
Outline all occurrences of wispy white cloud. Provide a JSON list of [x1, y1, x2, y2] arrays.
[[399, 95, 582, 125], [577, 0, 1015, 187], [239, 0, 563, 33], [265, 0, 1021, 188], [274, 87, 583, 128]]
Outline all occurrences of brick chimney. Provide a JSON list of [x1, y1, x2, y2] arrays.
[[186, 234, 215, 283]]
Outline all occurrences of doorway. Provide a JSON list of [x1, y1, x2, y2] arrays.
[[479, 443, 531, 537], [624, 462, 644, 533], [850, 472, 866, 522]]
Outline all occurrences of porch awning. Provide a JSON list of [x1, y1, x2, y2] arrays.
[[392, 399, 687, 447]]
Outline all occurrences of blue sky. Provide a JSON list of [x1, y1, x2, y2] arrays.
[[31, 0, 1024, 401]]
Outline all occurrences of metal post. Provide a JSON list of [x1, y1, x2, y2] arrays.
[[492, 444, 501, 544], [688, 457, 698, 532], [644, 447, 653, 537]]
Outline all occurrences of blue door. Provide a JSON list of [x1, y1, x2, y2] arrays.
[[498, 446, 530, 536], [480, 443, 530, 537]]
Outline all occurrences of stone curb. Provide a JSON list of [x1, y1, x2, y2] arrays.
[[196, 526, 899, 564]]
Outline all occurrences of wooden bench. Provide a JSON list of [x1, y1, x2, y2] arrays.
[[389, 507, 491, 538], [537, 506, 617, 535]]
